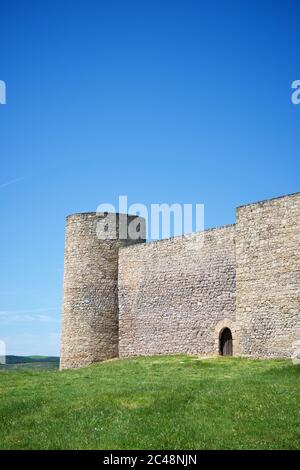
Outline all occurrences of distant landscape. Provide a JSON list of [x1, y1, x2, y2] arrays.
[[0, 356, 60, 370]]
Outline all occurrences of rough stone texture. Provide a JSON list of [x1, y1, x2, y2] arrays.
[[118, 226, 236, 357], [60, 192, 300, 369], [60, 213, 145, 369], [235, 193, 300, 358]]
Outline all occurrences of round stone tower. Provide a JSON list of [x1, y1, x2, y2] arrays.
[[60, 212, 145, 369]]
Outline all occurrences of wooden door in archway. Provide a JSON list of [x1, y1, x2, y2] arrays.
[[220, 328, 233, 356]]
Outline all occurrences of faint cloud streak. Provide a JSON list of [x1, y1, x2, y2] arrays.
[[0, 176, 28, 189], [0, 307, 59, 323]]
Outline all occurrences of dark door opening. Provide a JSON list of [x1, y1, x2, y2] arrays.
[[220, 328, 233, 356]]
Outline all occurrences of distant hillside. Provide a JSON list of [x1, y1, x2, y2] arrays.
[[4, 355, 60, 364]]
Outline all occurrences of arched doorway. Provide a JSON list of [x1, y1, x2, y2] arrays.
[[219, 328, 233, 356]]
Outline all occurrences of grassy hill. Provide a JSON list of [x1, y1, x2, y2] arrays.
[[4, 355, 59, 364], [0, 355, 60, 370], [0, 355, 299, 450]]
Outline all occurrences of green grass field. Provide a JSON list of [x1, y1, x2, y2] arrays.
[[0, 355, 299, 450]]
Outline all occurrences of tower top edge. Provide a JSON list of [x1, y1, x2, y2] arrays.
[[66, 212, 144, 221]]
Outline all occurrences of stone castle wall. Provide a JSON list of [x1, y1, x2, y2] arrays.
[[236, 193, 300, 358], [60, 213, 144, 370], [60, 192, 300, 369], [118, 225, 236, 358]]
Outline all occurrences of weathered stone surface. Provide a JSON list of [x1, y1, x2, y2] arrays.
[[60, 213, 145, 369], [118, 226, 236, 357], [236, 193, 300, 358], [60, 192, 300, 369]]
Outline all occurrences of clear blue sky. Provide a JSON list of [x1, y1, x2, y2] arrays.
[[0, 0, 299, 356]]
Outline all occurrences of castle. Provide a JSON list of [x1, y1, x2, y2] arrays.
[[60, 192, 300, 369]]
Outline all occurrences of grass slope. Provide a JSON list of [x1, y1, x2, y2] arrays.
[[0, 356, 299, 450]]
